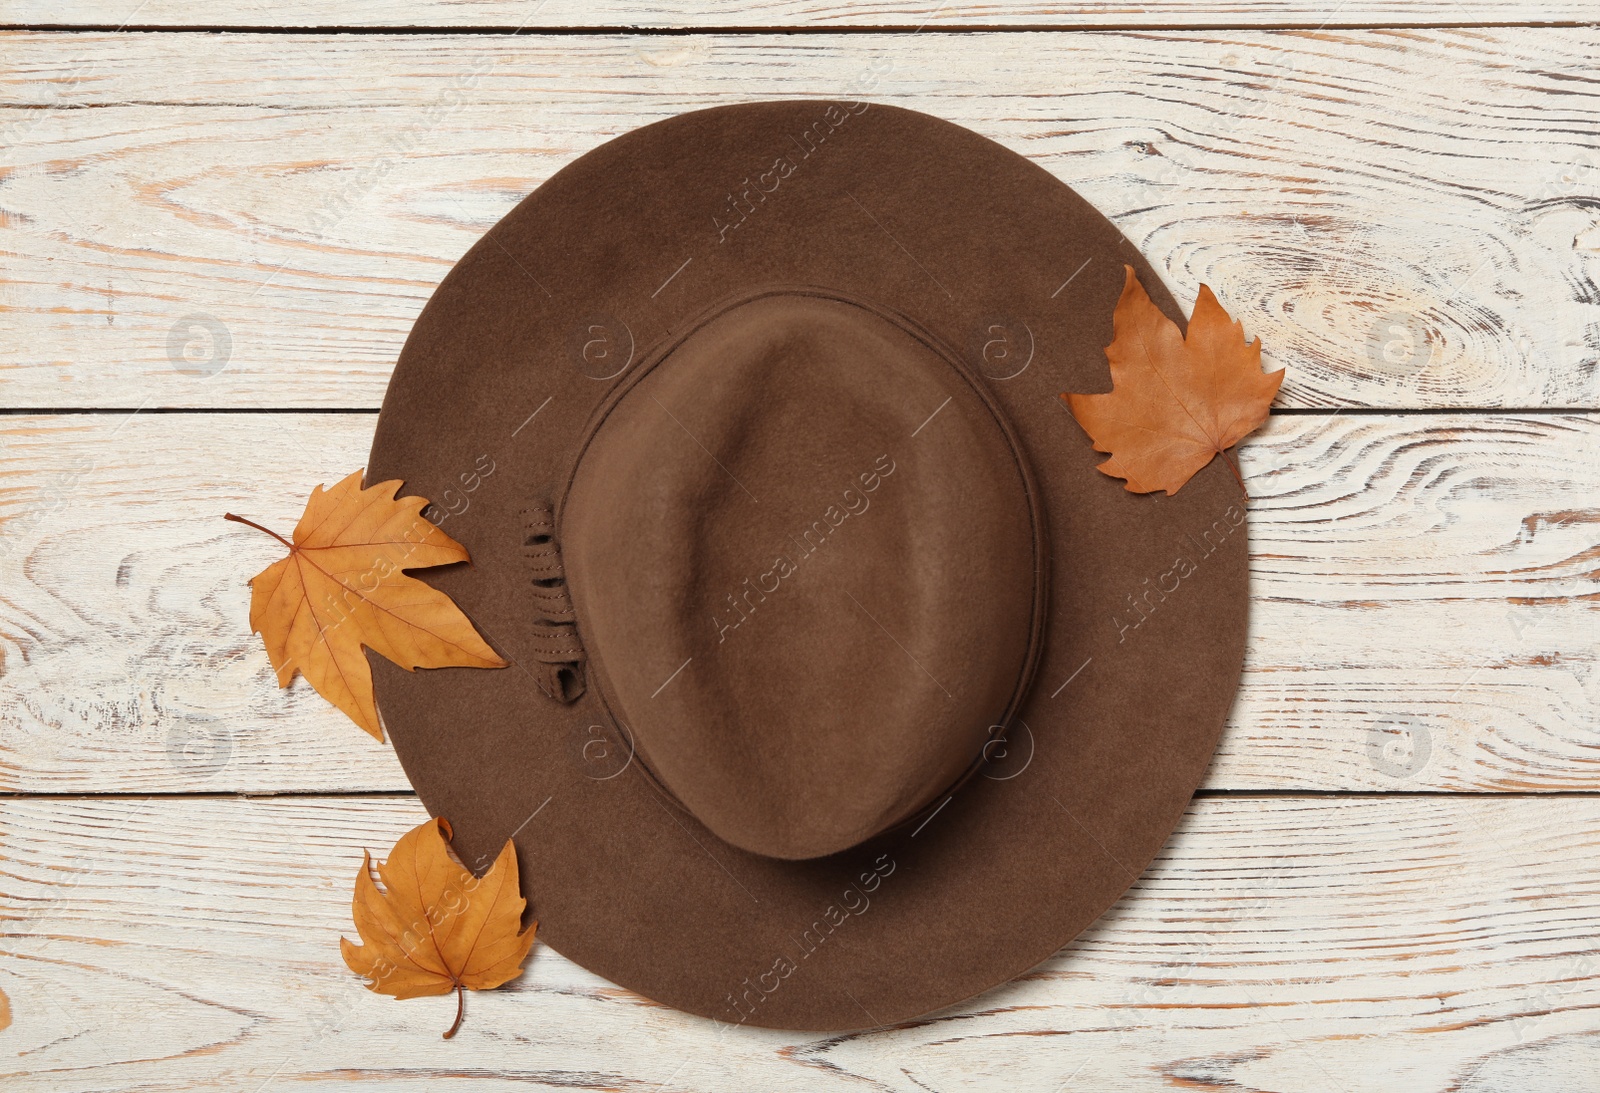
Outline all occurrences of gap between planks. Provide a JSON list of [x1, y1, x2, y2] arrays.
[[8, 21, 1600, 32], [2, 407, 1596, 415], [10, 789, 1600, 800]]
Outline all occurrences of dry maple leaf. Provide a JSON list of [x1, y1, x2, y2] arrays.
[[1063, 265, 1282, 496], [226, 470, 505, 741], [341, 817, 537, 1039]]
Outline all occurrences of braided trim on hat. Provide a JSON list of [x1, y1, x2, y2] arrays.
[[523, 500, 585, 703]]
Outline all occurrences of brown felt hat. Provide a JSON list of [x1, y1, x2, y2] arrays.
[[367, 100, 1249, 1031]]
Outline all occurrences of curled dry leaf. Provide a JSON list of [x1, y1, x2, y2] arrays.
[[226, 470, 506, 740], [0, 985, 10, 1031], [1063, 266, 1283, 496], [341, 818, 537, 1039]]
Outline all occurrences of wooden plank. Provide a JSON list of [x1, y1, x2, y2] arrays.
[[1, 411, 1595, 795], [2, 30, 1599, 409], [2, 0, 1594, 29], [2, 794, 1598, 1090]]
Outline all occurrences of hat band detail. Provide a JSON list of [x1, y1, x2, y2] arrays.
[[523, 500, 586, 704]]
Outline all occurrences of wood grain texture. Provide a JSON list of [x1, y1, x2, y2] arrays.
[[2, 0, 1594, 28], [3, 30, 1600, 409], [1, 411, 1595, 795], [2, 794, 1598, 1091]]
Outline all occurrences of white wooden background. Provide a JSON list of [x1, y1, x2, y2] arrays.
[[2, 4, 1598, 1091]]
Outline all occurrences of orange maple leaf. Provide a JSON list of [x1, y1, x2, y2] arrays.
[[226, 470, 505, 740], [340, 818, 537, 1039], [1063, 265, 1282, 496]]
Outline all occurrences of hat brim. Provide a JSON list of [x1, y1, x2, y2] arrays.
[[368, 100, 1248, 1031]]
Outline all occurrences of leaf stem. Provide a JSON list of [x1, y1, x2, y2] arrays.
[[223, 512, 294, 549], [1218, 448, 1249, 501], [443, 982, 465, 1040]]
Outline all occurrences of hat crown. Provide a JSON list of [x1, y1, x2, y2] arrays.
[[562, 289, 1044, 860]]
